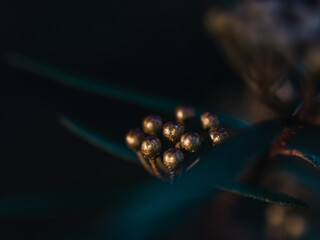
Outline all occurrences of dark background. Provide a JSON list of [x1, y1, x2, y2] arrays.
[[0, 0, 245, 239]]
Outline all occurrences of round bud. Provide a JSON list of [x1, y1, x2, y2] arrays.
[[201, 112, 219, 130], [143, 115, 163, 135], [209, 127, 228, 145], [125, 128, 144, 150], [141, 136, 162, 159], [162, 121, 185, 143], [176, 106, 195, 123], [180, 132, 201, 153], [163, 148, 184, 170]]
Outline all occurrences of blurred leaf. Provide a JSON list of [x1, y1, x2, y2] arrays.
[[298, 150, 320, 168], [60, 116, 138, 164], [285, 149, 320, 168], [5, 53, 249, 129], [0, 185, 128, 217], [59, 118, 306, 239], [284, 125, 320, 168], [277, 156, 320, 196], [214, 183, 307, 208], [101, 120, 282, 240], [0, 119, 295, 232], [61, 117, 303, 207], [287, 124, 320, 156]]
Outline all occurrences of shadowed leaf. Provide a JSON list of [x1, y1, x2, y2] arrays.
[[299, 150, 320, 168], [101, 120, 283, 240], [61, 116, 304, 204], [59, 117, 304, 238], [286, 125, 320, 168], [60, 116, 138, 164], [215, 183, 307, 208], [0, 186, 128, 217], [5, 53, 249, 129], [277, 156, 320, 196], [288, 125, 320, 156], [61, 117, 304, 207], [279, 149, 320, 169], [0, 119, 301, 227]]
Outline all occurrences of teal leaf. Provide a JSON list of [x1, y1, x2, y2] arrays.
[[59, 118, 300, 239], [299, 150, 320, 168], [60, 116, 138, 164], [61, 117, 301, 206], [101, 120, 283, 240], [5, 53, 249, 129], [287, 125, 320, 157], [214, 183, 307, 208], [282, 149, 320, 168], [0, 185, 127, 217], [0, 120, 291, 225], [198, 119, 282, 178], [286, 125, 320, 169], [277, 156, 320, 196], [60, 117, 304, 207]]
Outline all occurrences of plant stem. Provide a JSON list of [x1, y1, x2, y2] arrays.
[[136, 151, 157, 177]]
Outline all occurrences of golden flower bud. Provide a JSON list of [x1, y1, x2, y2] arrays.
[[143, 115, 163, 135], [180, 132, 201, 153], [201, 112, 219, 129], [163, 148, 184, 170], [162, 121, 185, 143], [176, 106, 195, 123], [209, 127, 228, 145], [141, 136, 162, 159], [125, 128, 144, 150]]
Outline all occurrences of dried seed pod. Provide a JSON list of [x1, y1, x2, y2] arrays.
[[162, 121, 185, 143], [176, 106, 195, 123], [163, 148, 184, 170], [143, 115, 163, 135], [201, 112, 219, 129], [209, 127, 228, 145], [180, 132, 201, 153], [141, 136, 162, 159], [125, 128, 144, 150]]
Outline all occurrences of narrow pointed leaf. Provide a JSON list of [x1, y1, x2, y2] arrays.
[[0, 120, 286, 222], [299, 150, 320, 168], [285, 125, 320, 169], [288, 125, 320, 156], [60, 116, 138, 164], [102, 120, 282, 240], [5, 53, 249, 129], [279, 149, 320, 168], [0, 186, 128, 217], [60, 117, 301, 208], [277, 156, 320, 196], [214, 183, 307, 208]]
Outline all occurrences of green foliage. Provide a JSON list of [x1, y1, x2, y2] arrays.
[[285, 125, 320, 168], [101, 120, 295, 239], [215, 183, 307, 208], [56, 117, 307, 239], [288, 125, 320, 157], [60, 117, 138, 164], [5, 53, 249, 129], [6, 53, 318, 240], [61, 116, 306, 206], [277, 156, 320, 196], [0, 186, 127, 217], [298, 149, 320, 168]]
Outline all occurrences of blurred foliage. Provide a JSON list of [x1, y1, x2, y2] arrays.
[[5, 54, 320, 239], [3, 1, 320, 239]]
